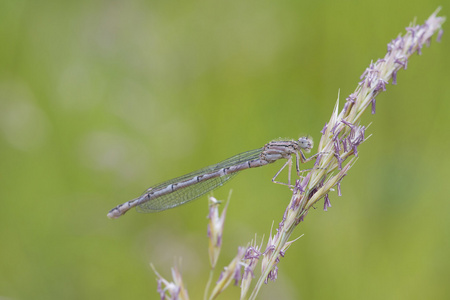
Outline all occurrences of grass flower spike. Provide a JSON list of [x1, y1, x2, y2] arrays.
[[152, 264, 190, 300], [240, 239, 263, 299], [250, 8, 445, 299], [209, 247, 245, 300], [207, 196, 228, 269]]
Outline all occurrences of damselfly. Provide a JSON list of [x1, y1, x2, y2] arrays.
[[107, 136, 314, 218]]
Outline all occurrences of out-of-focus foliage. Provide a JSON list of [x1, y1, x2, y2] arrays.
[[0, 1, 448, 299]]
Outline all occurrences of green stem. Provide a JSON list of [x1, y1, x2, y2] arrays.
[[204, 269, 214, 300]]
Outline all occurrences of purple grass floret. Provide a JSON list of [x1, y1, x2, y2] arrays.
[[323, 194, 332, 211], [437, 29, 444, 42], [297, 210, 308, 223], [341, 119, 354, 129], [157, 279, 164, 300], [394, 58, 408, 69], [344, 93, 357, 112], [245, 246, 262, 260], [321, 122, 328, 135], [152, 264, 188, 300], [234, 267, 241, 286], [392, 70, 398, 85], [342, 138, 348, 152], [298, 172, 311, 193], [333, 139, 341, 153], [314, 153, 323, 168]]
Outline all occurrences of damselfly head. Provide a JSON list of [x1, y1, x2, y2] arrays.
[[298, 136, 313, 153]]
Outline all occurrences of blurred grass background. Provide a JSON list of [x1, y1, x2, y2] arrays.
[[0, 0, 449, 299]]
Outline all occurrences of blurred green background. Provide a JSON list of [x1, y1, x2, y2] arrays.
[[1, 0, 449, 299]]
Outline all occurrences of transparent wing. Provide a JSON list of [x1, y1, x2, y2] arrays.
[[136, 147, 263, 213]]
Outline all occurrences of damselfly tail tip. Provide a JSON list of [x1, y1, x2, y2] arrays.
[[107, 197, 141, 219], [107, 208, 123, 219]]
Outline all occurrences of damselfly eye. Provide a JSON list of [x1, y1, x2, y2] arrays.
[[298, 136, 313, 152]]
